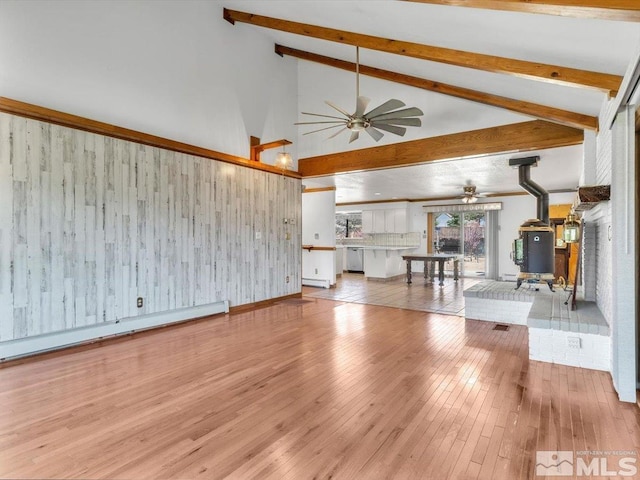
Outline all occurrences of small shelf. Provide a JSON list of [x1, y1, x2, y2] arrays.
[[302, 245, 336, 252], [573, 185, 610, 211]]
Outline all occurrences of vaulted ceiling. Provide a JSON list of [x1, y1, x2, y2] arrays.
[[221, 0, 640, 203]]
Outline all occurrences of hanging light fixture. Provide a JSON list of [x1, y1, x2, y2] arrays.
[[275, 145, 292, 170], [563, 212, 580, 243], [276, 143, 293, 170]]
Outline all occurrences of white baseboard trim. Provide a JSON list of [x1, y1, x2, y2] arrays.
[[302, 278, 331, 289], [0, 300, 229, 361]]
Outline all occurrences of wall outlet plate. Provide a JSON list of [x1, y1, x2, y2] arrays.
[[137, 297, 143, 308]]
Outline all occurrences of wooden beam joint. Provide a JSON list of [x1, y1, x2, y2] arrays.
[[249, 137, 293, 162]]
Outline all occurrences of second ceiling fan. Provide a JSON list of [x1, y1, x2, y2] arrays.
[[295, 46, 424, 143]]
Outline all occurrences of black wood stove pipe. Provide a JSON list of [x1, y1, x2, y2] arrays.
[[509, 156, 549, 225]]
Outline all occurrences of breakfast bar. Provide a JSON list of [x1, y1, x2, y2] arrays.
[[402, 254, 463, 286]]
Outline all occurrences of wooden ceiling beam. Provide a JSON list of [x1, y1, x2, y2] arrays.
[[276, 44, 598, 131], [298, 119, 583, 177], [400, 1, 640, 22], [224, 8, 621, 95]]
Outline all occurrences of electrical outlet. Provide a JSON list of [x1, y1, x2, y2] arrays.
[[255, 231, 262, 240], [283, 218, 288, 224], [286, 275, 290, 283], [137, 297, 143, 308], [315, 268, 318, 274], [285, 232, 291, 240], [567, 336, 581, 349], [314, 233, 319, 240]]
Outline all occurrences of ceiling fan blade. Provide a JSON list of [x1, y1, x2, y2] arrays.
[[325, 101, 352, 118], [295, 120, 345, 125], [364, 99, 405, 119], [301, 111, 348, 120], [327, 127, 348, 140], [372, 123, 407, 137], [365, 126, 384, 142], [302, 124, 346, 136], [371, 117, 422, 127], [369, 107, 424, 121], [355, 96, 370, 117], [349, 130, 360, 143]]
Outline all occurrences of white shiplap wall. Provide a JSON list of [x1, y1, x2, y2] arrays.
[[0, 113, 301, 342]]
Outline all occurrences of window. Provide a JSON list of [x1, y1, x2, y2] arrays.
[[336, 212, 363, 239]]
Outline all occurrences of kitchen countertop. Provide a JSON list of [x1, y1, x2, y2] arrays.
[[341, 245, 419, 250]]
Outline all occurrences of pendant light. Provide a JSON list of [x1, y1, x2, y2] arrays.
[[563, 212, 580, 243]]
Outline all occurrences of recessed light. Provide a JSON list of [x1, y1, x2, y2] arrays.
[[392, 196, 398, 199], [374, 192, 381, 196]]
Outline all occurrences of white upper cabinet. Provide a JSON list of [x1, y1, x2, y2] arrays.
[[373, 210, 386, 232], [392, 208, 407, 233], [361, 208, 408, 233], [362, 210, 374, 233]]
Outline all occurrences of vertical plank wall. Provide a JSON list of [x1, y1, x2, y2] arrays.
[[0, 112, 301, 342]]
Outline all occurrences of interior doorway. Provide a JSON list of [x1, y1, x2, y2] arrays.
[[433, 211, 486, 277]]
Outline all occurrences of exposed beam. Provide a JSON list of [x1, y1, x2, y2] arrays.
[[298, 120, 583, 177], [400, 0, 640, 22], [276, 44, 598, 131], [224, 8, 621, 95]]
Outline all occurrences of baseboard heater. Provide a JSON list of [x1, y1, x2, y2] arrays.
[[302, 278, 331, 289], [0, 300, 229, 361]]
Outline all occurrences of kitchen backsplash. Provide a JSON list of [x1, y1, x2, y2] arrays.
[[337, 232, 420, 247]]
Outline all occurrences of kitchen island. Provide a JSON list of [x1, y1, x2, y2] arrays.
[[341, 245, 418, 281]]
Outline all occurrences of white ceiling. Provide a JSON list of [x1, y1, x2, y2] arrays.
[[303, 144, 583, 203], [221, 1, 640, 202]]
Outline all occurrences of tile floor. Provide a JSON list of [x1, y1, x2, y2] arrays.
[[303, 272, 483, 316]]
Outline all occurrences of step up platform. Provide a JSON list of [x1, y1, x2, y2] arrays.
[[464, 281, 610, 371]]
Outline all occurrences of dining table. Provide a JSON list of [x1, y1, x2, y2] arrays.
[[401, 253, 463, 286]]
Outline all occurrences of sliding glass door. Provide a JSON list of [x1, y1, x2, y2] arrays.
[[433, 211, 486, 277]]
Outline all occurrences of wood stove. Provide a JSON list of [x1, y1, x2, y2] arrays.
[[509, 156, 555, 291]]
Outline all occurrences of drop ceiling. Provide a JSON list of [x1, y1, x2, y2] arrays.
[[303, 144, 583, 204]]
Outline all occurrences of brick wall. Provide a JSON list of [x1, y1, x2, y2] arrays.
[[581, 127, 613, 324]]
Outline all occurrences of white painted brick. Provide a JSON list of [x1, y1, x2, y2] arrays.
[[529, 327, 610, 371]]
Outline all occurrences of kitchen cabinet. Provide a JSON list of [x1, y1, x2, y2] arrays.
[[373, 210, 386, 232], [360, 208, 408, 233], [391, 208, 407, 233], [362, 210, 374, 233]]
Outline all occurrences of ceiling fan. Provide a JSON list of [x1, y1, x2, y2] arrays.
[[295, 46, 424, 143], [458, 184, 491, 204]]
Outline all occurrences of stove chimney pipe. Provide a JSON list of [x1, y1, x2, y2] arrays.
[[509, 156, 549, 225]]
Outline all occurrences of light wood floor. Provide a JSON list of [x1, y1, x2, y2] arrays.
[[1, 298, 639, 479], [305, 272, 483, 316]]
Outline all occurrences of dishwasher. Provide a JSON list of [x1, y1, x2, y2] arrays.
[[346, 247, 364, 273]]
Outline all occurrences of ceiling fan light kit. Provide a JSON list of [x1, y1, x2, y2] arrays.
[[296, 46, 424, 143], [459, 184, 490, 203]]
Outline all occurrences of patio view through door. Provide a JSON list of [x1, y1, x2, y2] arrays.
[[433, 211, 486, 277]]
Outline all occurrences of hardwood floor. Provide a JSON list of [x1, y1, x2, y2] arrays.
[[1, 298, 639, 479]]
